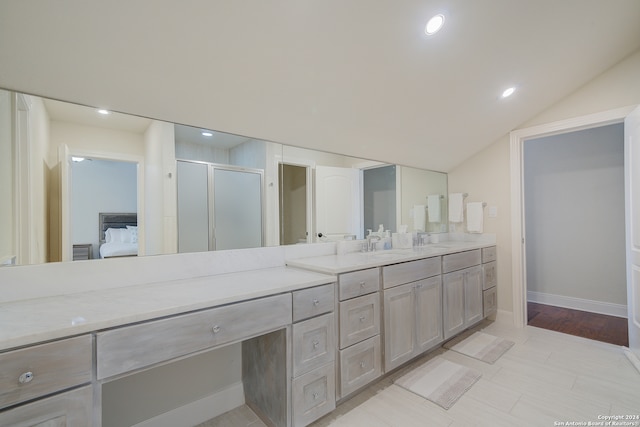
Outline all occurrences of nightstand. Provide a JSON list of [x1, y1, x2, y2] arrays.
[[73, 244, 93, 261]]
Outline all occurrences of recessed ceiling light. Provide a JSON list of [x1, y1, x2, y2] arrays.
[[501, 87, 516, 98], [425, 14, 445, 35], [201, 131, 213, 137], [97, 109, 110, 115]]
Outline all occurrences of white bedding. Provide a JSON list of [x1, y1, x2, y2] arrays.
[[100, 242, 138, 258], [100, 226, 138, 258]]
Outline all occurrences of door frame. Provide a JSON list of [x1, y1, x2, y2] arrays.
[[509, 105, 637, 327], [278, 156, 315, 244], [61, 150, 144, 261]]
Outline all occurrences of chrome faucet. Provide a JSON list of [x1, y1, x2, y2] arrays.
[[367, 235, 381, 252]]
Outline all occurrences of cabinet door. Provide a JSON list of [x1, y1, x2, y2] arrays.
[[464, 265, 483, 326], [443, 271, 465, 339], [383, 283, 415, 372], [415, 276, 443, 352]]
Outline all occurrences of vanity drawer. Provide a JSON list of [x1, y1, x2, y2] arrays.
[[339, 293, 380, 349], [442, 249, 481, 273], [97, 294, 292, 379], [483, 261, 497, 290], [292, 362, 336, 427], [382, 257, 441, 289], [482, 246, 497, 263], [339, 336, 382, 398], [0, 335, 92, 410], [338, 268, 379, 301], [293, 313, 335, 377], [483, 287, 497, 317], [293, 284, 335, 322], [0, 385, 92, 427]]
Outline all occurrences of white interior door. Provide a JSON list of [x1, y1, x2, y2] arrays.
[[625, 105, 640, 360], [315, 166, 361, 241]]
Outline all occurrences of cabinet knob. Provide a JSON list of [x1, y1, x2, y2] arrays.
[[312, 340, 320, 349], [18, 372, 33, 384], [212, 325, 221, 334], [359, 315, 366, 322], [312, 392, 319, 400], [312, 298, 320, 306], [359, 281, 365, 288], [359, 361, 366, 369]]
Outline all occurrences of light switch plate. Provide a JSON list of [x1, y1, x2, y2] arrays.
[[488, 206, 498, 218]]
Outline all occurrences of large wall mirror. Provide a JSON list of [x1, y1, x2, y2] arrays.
[[0, 89, 447, 266]]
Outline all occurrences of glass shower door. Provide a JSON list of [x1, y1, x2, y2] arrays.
[[212, 167, 263, 250]]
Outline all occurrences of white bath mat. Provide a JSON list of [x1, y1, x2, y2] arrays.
[[395, 357, 481, 410], [444, 331, 514, 364]]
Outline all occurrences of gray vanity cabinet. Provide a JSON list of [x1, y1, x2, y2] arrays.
[[382, 258, 443, 372], [482, 246, 498, 317], [336, 268, 382, 399], [291, 284, 336, 426], [0, 336, 93, 426], [0, 386, 93, 427], [442, 249, 483, 339]]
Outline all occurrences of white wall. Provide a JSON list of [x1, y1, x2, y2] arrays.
[[27, 96, 52, 264], [449, 49, 640, 320], [524, 124, 626, 309], [71, 159, 137, 258], [49, 121, 145, 158], [144, 120, 177, 256]]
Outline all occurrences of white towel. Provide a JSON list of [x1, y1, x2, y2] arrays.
[[466, 202, 484, 233], [413, 205, 426, 231], [449, 193, 464, 223], [427, 195, 441, 223]]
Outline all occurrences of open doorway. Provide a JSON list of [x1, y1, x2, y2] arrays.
[[522, 123, 627, 345], [278, 163, 309, 245], [70, 157, 138, 260]]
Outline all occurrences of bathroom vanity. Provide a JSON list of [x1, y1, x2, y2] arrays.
[[0, 239, 496, 427]]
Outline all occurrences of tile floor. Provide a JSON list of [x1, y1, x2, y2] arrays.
[[200, 319, 640, 427]]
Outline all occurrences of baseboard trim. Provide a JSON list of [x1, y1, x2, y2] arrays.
[[624, 348, 640, 374], [494, 309, 514, 326], [132, 381, 245, 427], [527, 291, 627, 318]]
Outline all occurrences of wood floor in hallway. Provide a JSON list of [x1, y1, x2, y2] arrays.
[[527, 302, 628, 347]]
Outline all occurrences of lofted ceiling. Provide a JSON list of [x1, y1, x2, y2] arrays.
[[1, 1, 640, 172]]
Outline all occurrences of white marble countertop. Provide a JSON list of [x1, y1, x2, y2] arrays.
[[0, 266, 334, 352], [286, 241, 495, 274]]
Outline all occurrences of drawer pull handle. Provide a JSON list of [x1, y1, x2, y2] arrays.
[[359, 315, 366, 322], [312, 299, 320, 306], [212, 325, 221, 334], [359, 281, 365, 288], [19, 372, 33, 384], [313, 392, 319, 400], [312, 340, 320, 349], [359, 361, 366, 369]]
